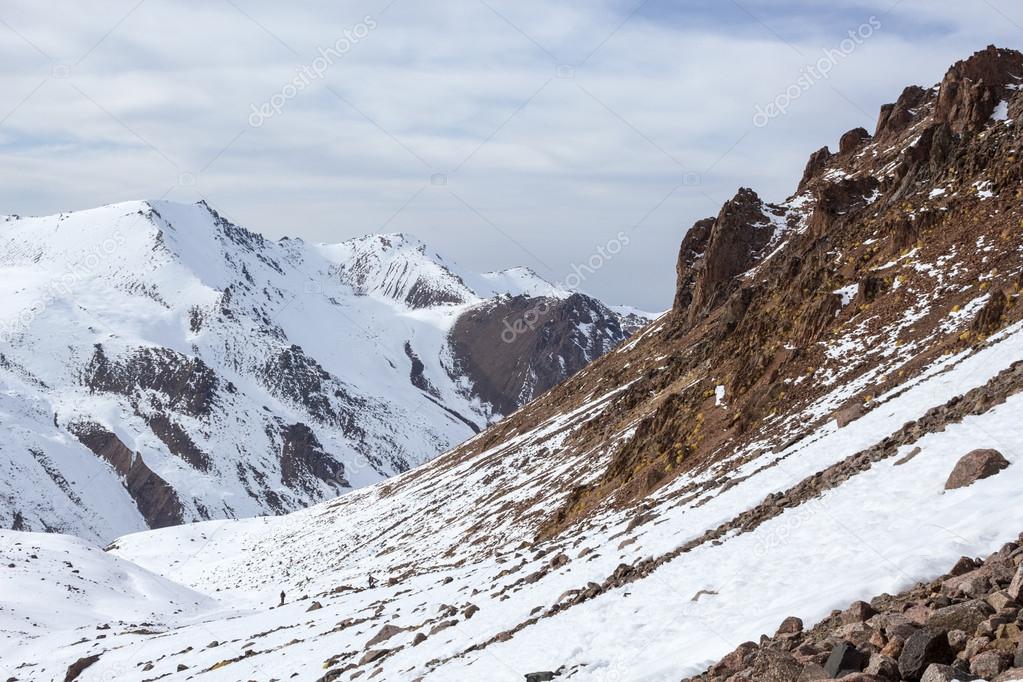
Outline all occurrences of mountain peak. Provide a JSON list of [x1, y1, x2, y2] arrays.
[[936, 44, 1023, 133]]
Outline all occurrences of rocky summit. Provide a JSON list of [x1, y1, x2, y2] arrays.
[[2, 46, 1023, 682]]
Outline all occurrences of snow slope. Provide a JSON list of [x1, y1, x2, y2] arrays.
[[0, 200, 647, 544], [3, 315, 1021, 681]]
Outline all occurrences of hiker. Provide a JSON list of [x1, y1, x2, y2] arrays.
[[279, 590, 285, 607], [367, 575, 377, 589]]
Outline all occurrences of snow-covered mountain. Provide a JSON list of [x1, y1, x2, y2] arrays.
[[6, 45, 1023, 682], [0, 199, 651, 543]]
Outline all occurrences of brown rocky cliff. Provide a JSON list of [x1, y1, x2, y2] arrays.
[[680, 188, 774, 324], [479, 45, 1023, 541], [672, 217, 714, 313], [68, 422, 184, 529], [935, 45, 1023, 134]]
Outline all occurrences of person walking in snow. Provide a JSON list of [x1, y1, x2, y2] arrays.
[[279, 590, 285, 607], [367, 575, 377, 589]]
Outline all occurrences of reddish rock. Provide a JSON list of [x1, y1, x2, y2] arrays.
[[875, 85, 928, 139], [935, 45, 1023, 134], [685, 188, 774, 324], [711, 641, 758, 676], [843, 600, 878, 624], [973, 650, 1012, 679], [799, 146, 832, 190], [776, 616, 804, 636], [944, 449, 1010, 490], [839, 127, 871, 155]]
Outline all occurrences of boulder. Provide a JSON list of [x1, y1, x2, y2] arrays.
[[524, 673, 555, 682], [899, 628, 954, 680], [1009, 564, 1023, 602], [776, 616, 804, 636], [750, 648, 802, 682], [972, 650, 1012, 679], [365, 624, 405, 648], [944, 449, 1010, 490], [843, 601, 878, 624], [796, 663, 829, 681], [357, 648, 393, 666], [839, 127, 871, 155], [920, 663, 977, 681], [824, 641, 868, 677], [834, 402, 865, 428], [711, 641, 757, 676], [864, 652, 900, 680], [928, 599, 994, 633], [835, 622, 874, 648]]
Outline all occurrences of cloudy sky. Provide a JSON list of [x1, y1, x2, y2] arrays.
[[0, 1, 1019, 310]]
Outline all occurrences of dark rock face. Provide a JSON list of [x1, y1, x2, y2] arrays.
[[673, 217, 715, 312], [84, 344, 218, 418], [145, 413, 212, 472], [799, 146, 833, 191], [448, 293, 638, 416], [403, 277, 466, 308], [261, 345, 364, 432], [808, 174, 880, 239], [68, 421, 184, 529], [876, 85, 928, 140], [403, 341, 439, 397], [899, 628, 955, 680], [683, 188, 775, 324], [63, 654, 101, 682], [935, 45, 1023, 134], [839, 127, 872, 155], [944, 449, 1011, 490], [824, 641, 868, 676], [974, 292, 1010, 336], [279, 423, 349, 495]]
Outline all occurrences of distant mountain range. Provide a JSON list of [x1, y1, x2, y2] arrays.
[[0, 199, 652, 542]]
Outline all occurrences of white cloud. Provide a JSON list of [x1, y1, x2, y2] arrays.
[[0, 0, 1018, 309]]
